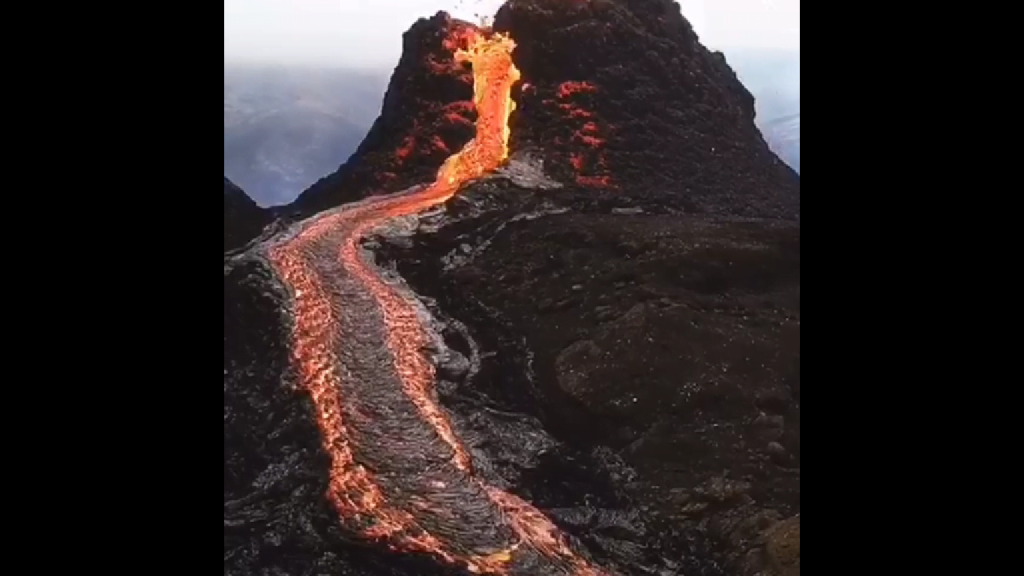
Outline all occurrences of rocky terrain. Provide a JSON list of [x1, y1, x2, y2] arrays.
[[224, 1, 800, 575]]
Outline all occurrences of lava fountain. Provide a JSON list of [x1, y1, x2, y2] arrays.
[[265, 27, 612, 576]]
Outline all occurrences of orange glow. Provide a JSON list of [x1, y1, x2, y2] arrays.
[[546, 81, 612, 188], [267, 27, 611, 575]]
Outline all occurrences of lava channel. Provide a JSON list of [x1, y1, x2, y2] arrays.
[[266, 28, 613, 576]]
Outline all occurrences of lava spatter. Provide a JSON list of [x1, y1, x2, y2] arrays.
[[267, 27, 612, 576], [547, 81, 612, 188]]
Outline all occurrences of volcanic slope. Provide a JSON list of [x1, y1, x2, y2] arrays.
[[290, 0, 798, 220], [289, 14, 481, 217], [224, 176, 270, 252], [226, 2, 799, 576]]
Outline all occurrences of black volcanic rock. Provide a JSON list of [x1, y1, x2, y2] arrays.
[[224, 177, 270, 252], [291, 12, 479, 216], [493, 0, 798, 217]]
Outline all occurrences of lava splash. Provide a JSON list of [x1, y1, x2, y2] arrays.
[[265, 27, 612, 576]]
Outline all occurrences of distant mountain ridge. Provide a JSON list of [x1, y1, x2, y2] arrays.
[[224, 65, 389, 206]]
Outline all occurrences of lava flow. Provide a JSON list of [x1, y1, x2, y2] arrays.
[[266, 27, 612, 576]]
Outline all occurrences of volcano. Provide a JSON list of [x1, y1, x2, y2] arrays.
[[224, 2, 800, 576]]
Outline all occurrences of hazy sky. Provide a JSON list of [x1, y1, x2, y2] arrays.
[[224, 0, 799, 69]]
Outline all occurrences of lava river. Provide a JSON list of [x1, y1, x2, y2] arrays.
[[265, 30, 611, 576]]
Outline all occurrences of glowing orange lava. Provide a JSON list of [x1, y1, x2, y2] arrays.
[[544, 80, 612, 187], [267, 28, 612, 575]]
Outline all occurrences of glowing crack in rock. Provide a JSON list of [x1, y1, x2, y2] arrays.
[[266, 27, 613, 576]]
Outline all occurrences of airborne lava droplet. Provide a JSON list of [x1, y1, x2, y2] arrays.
[[267, 26, 613, 576]]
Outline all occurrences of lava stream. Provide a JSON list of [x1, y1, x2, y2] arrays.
[[267, 29, 610, 576]]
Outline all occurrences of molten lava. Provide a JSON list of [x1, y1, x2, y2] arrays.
[[419, 30, 520, 205], [266, 27, 612, 576]]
